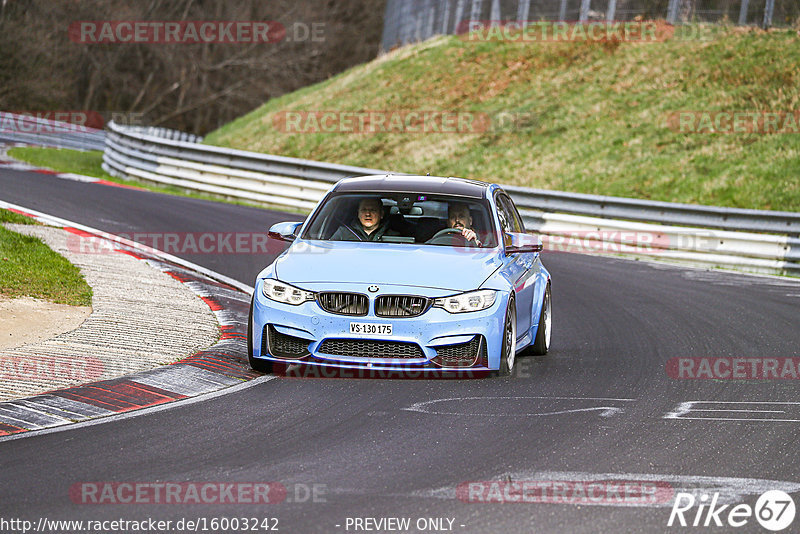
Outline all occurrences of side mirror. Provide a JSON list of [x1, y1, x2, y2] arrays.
[[268, 221, 303, 242], [504, 232, 543, 255]]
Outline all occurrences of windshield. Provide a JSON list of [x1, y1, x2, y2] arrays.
[[302, 192, 497, 248]]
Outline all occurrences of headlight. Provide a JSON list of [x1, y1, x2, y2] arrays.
[[433, 289, 497, 313], [262, 279, 316, 305]]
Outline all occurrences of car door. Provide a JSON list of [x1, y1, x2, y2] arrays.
[[495, 193, 535, 340]]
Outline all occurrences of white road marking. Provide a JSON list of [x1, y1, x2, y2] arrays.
[[690, 409, 785, 413], [665, 401, 800, 422], [56, 172, 100, 183], [403, 396, 635, 417]]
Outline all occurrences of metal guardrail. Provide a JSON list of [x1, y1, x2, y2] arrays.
[[505, 185, 800, 236], [519, 209, 799, 274], [0, 112, 106, 152], [118, 125, 204, 144], [102, 121, 799, 276], [102, 121, 390, 210]]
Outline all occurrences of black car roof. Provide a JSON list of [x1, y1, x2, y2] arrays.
[[332, 175, 491, 199]]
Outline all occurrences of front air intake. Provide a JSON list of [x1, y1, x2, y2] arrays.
[[375, 295, 431, 318], [317, 292, 369, 316]]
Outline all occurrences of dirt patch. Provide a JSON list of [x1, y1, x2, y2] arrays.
[[0, 296, 91, 350]]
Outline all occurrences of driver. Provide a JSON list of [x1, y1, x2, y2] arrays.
[[331, 197, 398, 241], [448, 202, 481, 246]]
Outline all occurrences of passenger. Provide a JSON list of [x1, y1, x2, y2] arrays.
[[331, 197, 399, 242]]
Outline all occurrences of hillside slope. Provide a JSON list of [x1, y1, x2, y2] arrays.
[[205, 25, 800, 211]]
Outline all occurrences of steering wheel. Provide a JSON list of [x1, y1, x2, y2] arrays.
[[333, 217, 365, 242], [425, 227, 479, 247]]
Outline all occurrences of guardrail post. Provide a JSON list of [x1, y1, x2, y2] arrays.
[[579, 0, 591, 22], [380, 0, 397, 51], [453, 0, 465, 33], [441, 0, 451, 34], [517, 0, 530, 23], [490, 0, 500, 23], [762, 0, 774, 28], [415, 1, 424, 41], [470, 0, 483, 23], [667, 0, 679, 24], [606, 0, 617, 21], [424, 0, 435, 39], [738, 0, 750, 25], [559, 0, 568, 20], [398, 1, 411, 44]]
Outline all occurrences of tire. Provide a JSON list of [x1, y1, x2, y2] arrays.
[[247, 296, 273, 374], [530, 283, 551, 356], [494, 295, 517, 377]]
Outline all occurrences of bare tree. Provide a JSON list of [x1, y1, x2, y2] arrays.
[[0, 0, 386, 134]]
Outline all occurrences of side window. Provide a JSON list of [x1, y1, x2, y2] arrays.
[[495, 194, 510, 232], [496, 194, 521, 233], [496, 202, 510, 233], [508, 198, 525, 232]]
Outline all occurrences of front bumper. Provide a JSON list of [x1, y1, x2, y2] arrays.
[[251, 281, 508, 372]]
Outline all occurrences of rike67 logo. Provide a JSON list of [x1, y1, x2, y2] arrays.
[[668, 490, 796, 531]]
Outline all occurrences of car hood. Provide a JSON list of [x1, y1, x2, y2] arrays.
[[274, 240, 502, 291]]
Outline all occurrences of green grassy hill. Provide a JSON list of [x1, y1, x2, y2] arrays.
[[204, 24, 800, 211]]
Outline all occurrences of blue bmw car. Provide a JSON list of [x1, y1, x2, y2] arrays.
[[247, 175, 551, 377]]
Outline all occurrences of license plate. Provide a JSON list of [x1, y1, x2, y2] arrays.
[[350, 322, 392, 336]]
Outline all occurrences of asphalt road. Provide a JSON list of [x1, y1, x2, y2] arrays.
[[1, 168, 799, 534]]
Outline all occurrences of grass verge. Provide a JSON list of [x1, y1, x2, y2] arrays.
[[6, 147, 112, 180], [0, 209, 93, 306]]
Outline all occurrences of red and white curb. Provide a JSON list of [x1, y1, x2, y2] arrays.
[[0, 200, 261, 440]]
